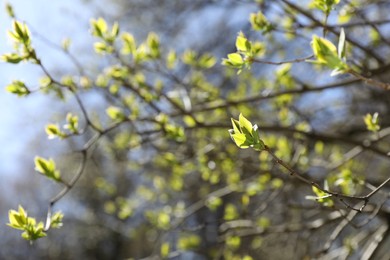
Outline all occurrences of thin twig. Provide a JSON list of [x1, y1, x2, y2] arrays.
[[320, 208, 359, 255], [44, 150, 87, 231], [263, 145, 390, 212], [252, 55, 313, 65], [348, 70, 390, 90]]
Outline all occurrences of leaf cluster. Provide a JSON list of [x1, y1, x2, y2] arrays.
[[7, 206, 63, 242], [229, 113, 265, 151]]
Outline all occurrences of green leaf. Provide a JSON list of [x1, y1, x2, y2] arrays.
[[227, 53, 244, 66], [182, 49, 197, 65], [21, 220, 47, 241], [315, 141, 324, 154], [226, 236, 241, 250], [271, 178, 284, 189], [64, 113, 79, 133], [230, 133, 251, 148], [7, 206, 28, 230], [5, 3, 15, 18], [228, 32, 259, 72], [157, 212, 171, 230], [146, 32, 160, 58], [160, 242, 170, 258], [312, 35, 337, 62], [307, 181, 334, 207], [134, 44, 148, 63], [111, 22, 120, 38], [94, 42, 113, 54], [1, 53, 24, 64], [198, 53, 216, 68], [206, 196, 222, 211], [177, 235, 201, 250], [364, 112, 380, 132], [224, 203, 238, 220], [230, 118, 241, 134], [251, 125, 265, 151], [166, 49, 177, 69], [165, 124, 186, 142], [90, 17, 107, 38], [13, 20, 24, 39], [311, 35, 349, 72], [34, 156, 61, 182], [236, 32, 251, 53], [106, 106, 126, 121], [62, 38, 71, 51], [155, 113, 169, 125], [45, 124, 65, 139], [249, 11, 273, 33], [11, 20, 30, 44], [229, 114, 265, 150], [251, 41, 266, 57], [50, 211, 64, 229], [338, 28, 346, 59], [310, 0, 340, 15], [183, 115, 196, 127], [8, 205, 48, 241], [121, 32, 137, 55], [257, 217, 271, 229], [5, 80, 30, 96], [238, 113, 253, 135]]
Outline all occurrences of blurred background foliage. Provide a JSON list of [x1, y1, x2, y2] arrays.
[[1, 0, 390, 259]]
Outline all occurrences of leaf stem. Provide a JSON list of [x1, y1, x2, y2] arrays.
[[262, 145, 387, 212]]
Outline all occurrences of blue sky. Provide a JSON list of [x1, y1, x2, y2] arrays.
[[0, 1, 106, 236], [0, 0, 95, 178]]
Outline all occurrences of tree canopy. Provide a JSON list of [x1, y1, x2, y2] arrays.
[[2, 0, 390, 259]]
